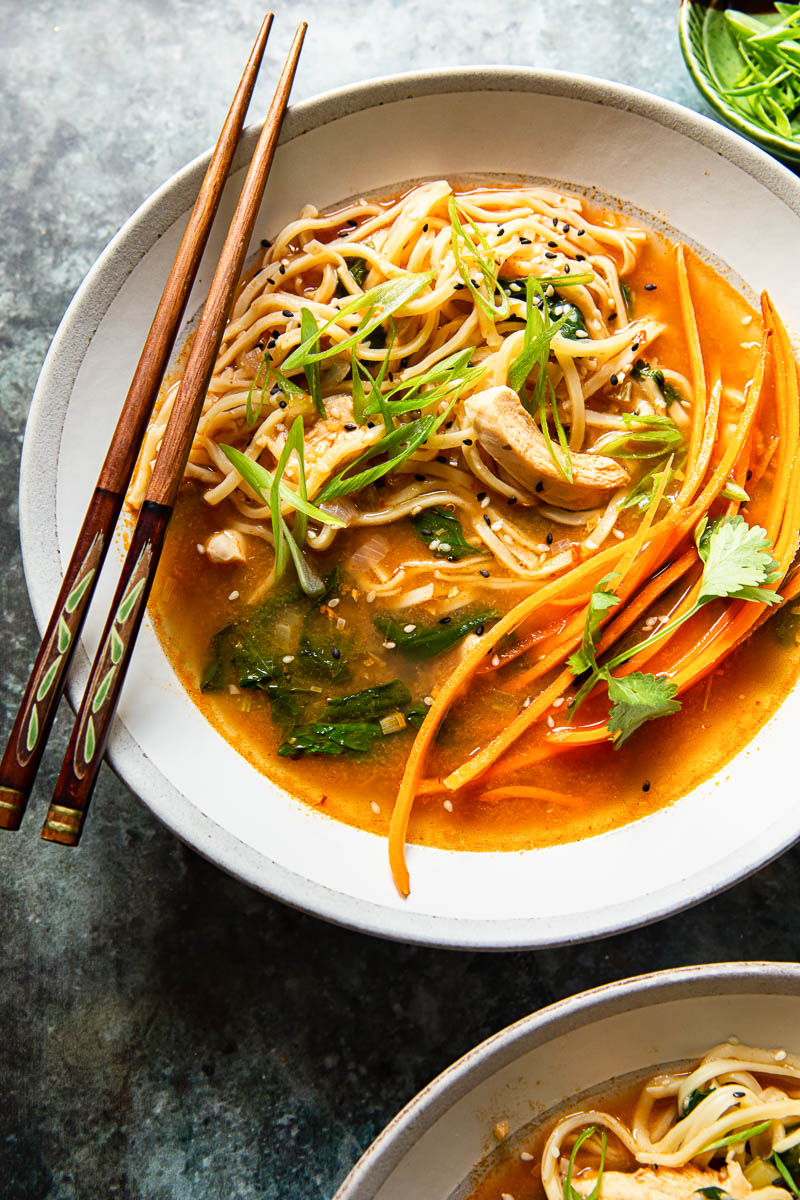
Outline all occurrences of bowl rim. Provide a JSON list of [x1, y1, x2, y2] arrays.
[[678, 0, 800, 164], [18, 66, 800, 951], [333, 960, 800, 1199]]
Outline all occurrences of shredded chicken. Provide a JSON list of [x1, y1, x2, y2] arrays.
[[205, 529, 248, 564], [464, 385, 629, 510], [285, 394, 383, 497], [571, 1164, 752, 1200]]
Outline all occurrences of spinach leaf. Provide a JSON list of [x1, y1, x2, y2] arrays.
[[265, 684, 315, 723], [323, 680, 412, 721], [278, 721, 383, 757], [412, 506, 483, 560], [374, 609, 498, 658], [349, 257, 367, 287], [631, 359, 682, 407], [297, 634, 350, 682], [405, 701, 430, 730], [499, 276, 586, 341], [683, 1086, 712, 1116]]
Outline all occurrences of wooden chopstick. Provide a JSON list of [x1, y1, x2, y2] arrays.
[[40, 21, 308, 847], [0, 13, 274, 832]]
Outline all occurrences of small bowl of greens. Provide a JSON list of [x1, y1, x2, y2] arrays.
[[679, 0, 800, 165]]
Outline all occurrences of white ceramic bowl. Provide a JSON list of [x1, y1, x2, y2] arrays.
[[334, 962, 800, 1199], [20, 69, 800, 949]]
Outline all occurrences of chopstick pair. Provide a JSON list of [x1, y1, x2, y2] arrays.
[[0, 14, 307, 845]]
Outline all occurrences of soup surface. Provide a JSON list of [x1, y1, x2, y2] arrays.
[[139, 179, 800, 869]]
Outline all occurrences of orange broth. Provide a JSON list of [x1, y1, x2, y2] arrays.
[[147, 195, 800, 853]]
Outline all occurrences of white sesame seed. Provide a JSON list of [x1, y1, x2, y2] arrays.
[[501, 1194, 516, 1200], [411, 505, 422, 516], [366, 590, 376, 603], [383, 641, 396, 650], [429, 538, 441, 551], [228, 590, 240, 601], [552, 1145, 561, 1159], [546, 715, 555, 728], [741, 314, 753, 325], [481, 495, 491, 508], [443, 799, 454, 813], [439, 542, 452, 552], [282, 655, 295, 664], [491, 519, 503, 531], [553, 697, 564, 708], [370, 800, 381, 814], [424, 696, 434, 706], [521, 1152, 533, 1162], [328, 597, 340, 608], [196, 543, 205, 554], [613, 528, 625, 540], [729, 1035, 740, 1045], [575, 329, 589, 338], [775, 1049, 788, 1061], [522, 696, 532, 708], [492, 654, 501, 667], [584, 539, 598, 550], [403, 624, 416, 633]]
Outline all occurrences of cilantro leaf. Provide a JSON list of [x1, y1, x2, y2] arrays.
[[567, 573, 620, 677], [698, 515, 782, 606], [606, 671, 681, 746]]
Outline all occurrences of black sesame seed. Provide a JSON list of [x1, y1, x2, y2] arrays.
[[545, 251, 557, 259], [332, 646, 341, 660], [484, 514, 492, 526], [498, 227, 505, 235], [609, 313, 617, 322], [747, 469, 753, 480], [279, 400, 288, 409], [552, 217, 559, 227], [520, 237, 531, 245], [642, 780, 651, 792], [477, 491, 486, 501], [448, 555, 458, 562], [577, 228, 586, 236], [479, 569, 490, 578], [256, 340, 266, 350], [576, 254, 585, 262], [507, 496, 517, 505], [632, 342, 640, 352], [270, 384, 281, 395], [475, 624, 485, 636], [436, 455, 447, 464], [414, 473, 426, 482], [268, 338, 277, 349], [610, 373, 619, 386], [463, 438, 473, 446], [260, 238, 272, 248], [562, 222, 570, 233], [645, 283, 657, 291], [535, 481, 544, 493], [421, 529, 433, 537], [367, 421, 375, 429], [279, 264, 286, 275], [439, 616, 452, 625], [548, 241, 558, 249], [445, 420, 453, 429], [546, 532, 553, 545], [454, 282, 465, 290], [344, 422, 357, 431], [422, 223, 429, 232], [282, 309, 293, 318], [374, 479, 385, 488], [564, 263, 571, 274]]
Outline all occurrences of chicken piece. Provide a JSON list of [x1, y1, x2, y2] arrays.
[[291, 394, 384, 497], [205, 529, 248, 565], [463, 386, 628, 511], [571, 1164, 752, 1200]]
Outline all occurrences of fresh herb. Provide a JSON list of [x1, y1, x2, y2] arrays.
[[412, 506, 484, 559], [348, 257, 368, 287], [374, 608, 498, 658], [566, 573, 621, 676], [594, 413, 684, 460], [300, 308, 324, 416], [353, 318, 397, 432], [245, 357, 306, 428], [281, 273, 433, 372], [773, 1151, 800, 1198], [315, 401, 455, 502], [718, 6, 800, 145], [701, 1121, 771, 1155], [448, 196, 510, 320], [220, 441, 342, 532], [507, 275, 573, 483], [563, 1126, 607, 1200], [683, 1086, 713, 1116], [606, 671, 681, 743], [569, 515, 782, 743], [370, 347, 484, 419], [696, 1187, 732, 1199], [278, 721, 383, 757], [631, 359, 683, 407], [620, 458, 678, 513], [322, 680, 412, 721]]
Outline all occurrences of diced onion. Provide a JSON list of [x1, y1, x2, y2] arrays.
[[349, 534, 389, 569], [319, 497, 359, 526]]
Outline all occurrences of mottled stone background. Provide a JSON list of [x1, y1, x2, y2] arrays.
[[1, 2, 798, 1197]]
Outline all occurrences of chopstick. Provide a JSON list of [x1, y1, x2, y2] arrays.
[[40, 21, 307, 847], [0, 13, 274, 832]]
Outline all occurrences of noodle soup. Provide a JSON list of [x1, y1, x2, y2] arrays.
[[138, 181, 800, 892], [465, 1042, 800, 1200]]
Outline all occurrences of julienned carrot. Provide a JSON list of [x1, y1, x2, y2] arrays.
[[676, 245, 707, 500]]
